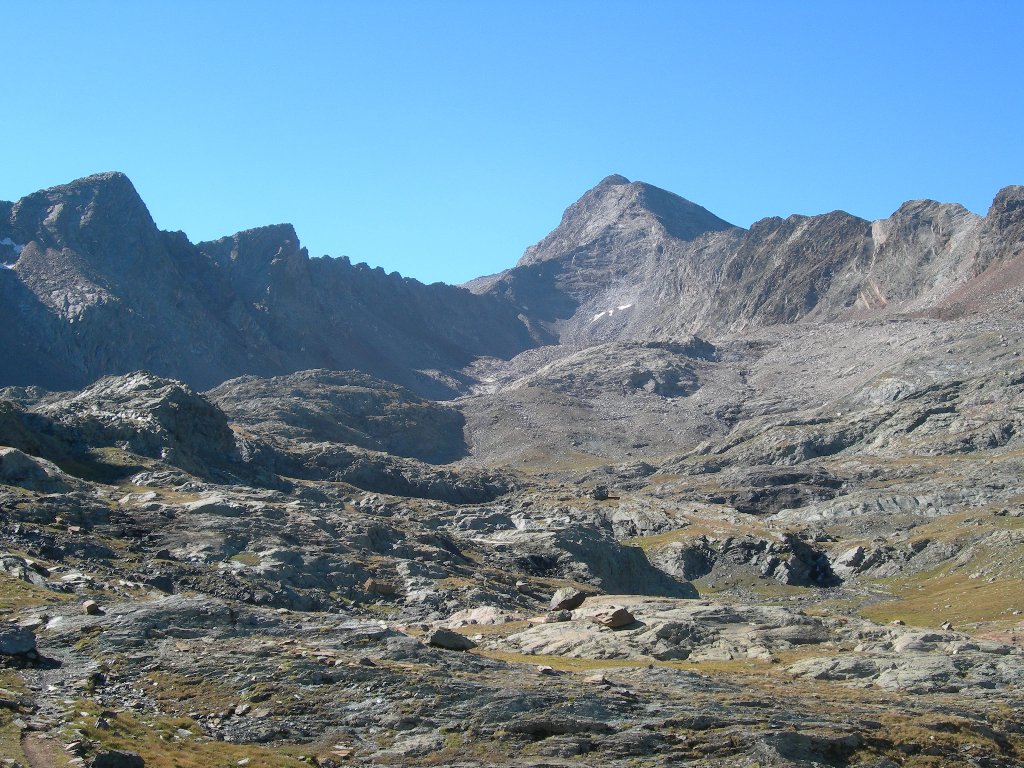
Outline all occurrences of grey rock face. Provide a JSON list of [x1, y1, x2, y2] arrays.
[[0, 622, 36, 656], [0, 447, 71, 492], [550, 587, 587, 611], [0, 173, 537, 398], [208, 368, 467, 463]]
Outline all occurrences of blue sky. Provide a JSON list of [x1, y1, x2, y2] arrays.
[[2, 2, 1022, 284]]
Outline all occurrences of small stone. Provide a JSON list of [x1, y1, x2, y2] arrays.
[[890, 619, 905, 626], [588, 606, 635, 629], [537, 665, 558, 675], [363, 578, 398, 596], [940, 620, 954, 631], [82, 600, 104, 616]]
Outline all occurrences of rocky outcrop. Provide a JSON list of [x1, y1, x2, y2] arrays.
[[26, 371, 244, 480], [649, 532, 837, 587], [0, 447, 74, 492], [208, 369, 468, 463]]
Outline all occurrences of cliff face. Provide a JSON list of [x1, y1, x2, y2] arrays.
[[0, 173, 537, 397]]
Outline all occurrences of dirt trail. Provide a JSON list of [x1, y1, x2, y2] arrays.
[[20, 733, 60, 768]]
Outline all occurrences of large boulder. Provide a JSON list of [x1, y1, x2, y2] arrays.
[[550, 587, 588, 611], [0, 622, 36, 656], [0, 446, 71, 491], [90, 750, 145, 768], [426, 628, 477, 651], [32, 372, 240, 478]]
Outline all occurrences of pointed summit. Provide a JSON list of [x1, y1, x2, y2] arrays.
[[9, 171, 157, 252], [518, 175, 735, 268]]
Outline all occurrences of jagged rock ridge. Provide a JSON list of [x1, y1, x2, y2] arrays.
[[0, 173, 537, 397]]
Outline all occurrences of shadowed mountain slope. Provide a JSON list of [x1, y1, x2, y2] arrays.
[[0, 173, 537, 397]]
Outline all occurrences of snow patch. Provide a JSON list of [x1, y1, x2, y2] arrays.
[[590, 303, 636, 323]]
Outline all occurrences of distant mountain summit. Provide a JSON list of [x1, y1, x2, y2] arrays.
[[478, 175, 1024, 346], [517, 174, 736, 268], [1, 171, 1022, 396]]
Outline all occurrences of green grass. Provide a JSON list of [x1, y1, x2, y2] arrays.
[[0, 571, 75, 614], [63, 700, 312, 768], [229, 552, 261, 567]]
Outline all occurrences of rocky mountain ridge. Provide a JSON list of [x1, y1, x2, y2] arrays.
[[0, 173, 537, 398], [476, 175, 1024, 347], [3, 171, 1023, 401]]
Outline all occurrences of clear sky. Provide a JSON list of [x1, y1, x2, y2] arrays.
[[2, 1, 1022, 285]]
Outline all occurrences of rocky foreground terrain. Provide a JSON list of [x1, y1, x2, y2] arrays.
[[1, 174, 1024, 767]]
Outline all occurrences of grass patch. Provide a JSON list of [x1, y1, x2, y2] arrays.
[[64, 701, 310, 768], [433, 576, 477, 590], [452, 620, 529, 637], [56, 447, 150, 484], [861, 573, 1024, 630], [852, 710, 1024, 768], [144, 671, 241, 715], [229, 552, 261, 567], [116, 484, 206, 504], [0, 572, 74, 614], [474, 647, 818, 676]]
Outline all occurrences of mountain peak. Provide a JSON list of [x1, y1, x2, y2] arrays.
[[596, 173, 631, 188], [517, 176, 735, 268], [8, 170, 156, 253]]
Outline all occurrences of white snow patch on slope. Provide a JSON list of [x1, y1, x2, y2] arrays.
[[591, 303, 636, 323]]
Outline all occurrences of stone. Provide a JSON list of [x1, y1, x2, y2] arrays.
[[444, 606, 510, 627], [89, 750, 145, 768], [588, 606, 636, 629], [426, 628, 477, 651], [82, 600, 104, 616], [0, 623, 36, 656], [0, 447, 71, 492], [550, 587, 587, 611]]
